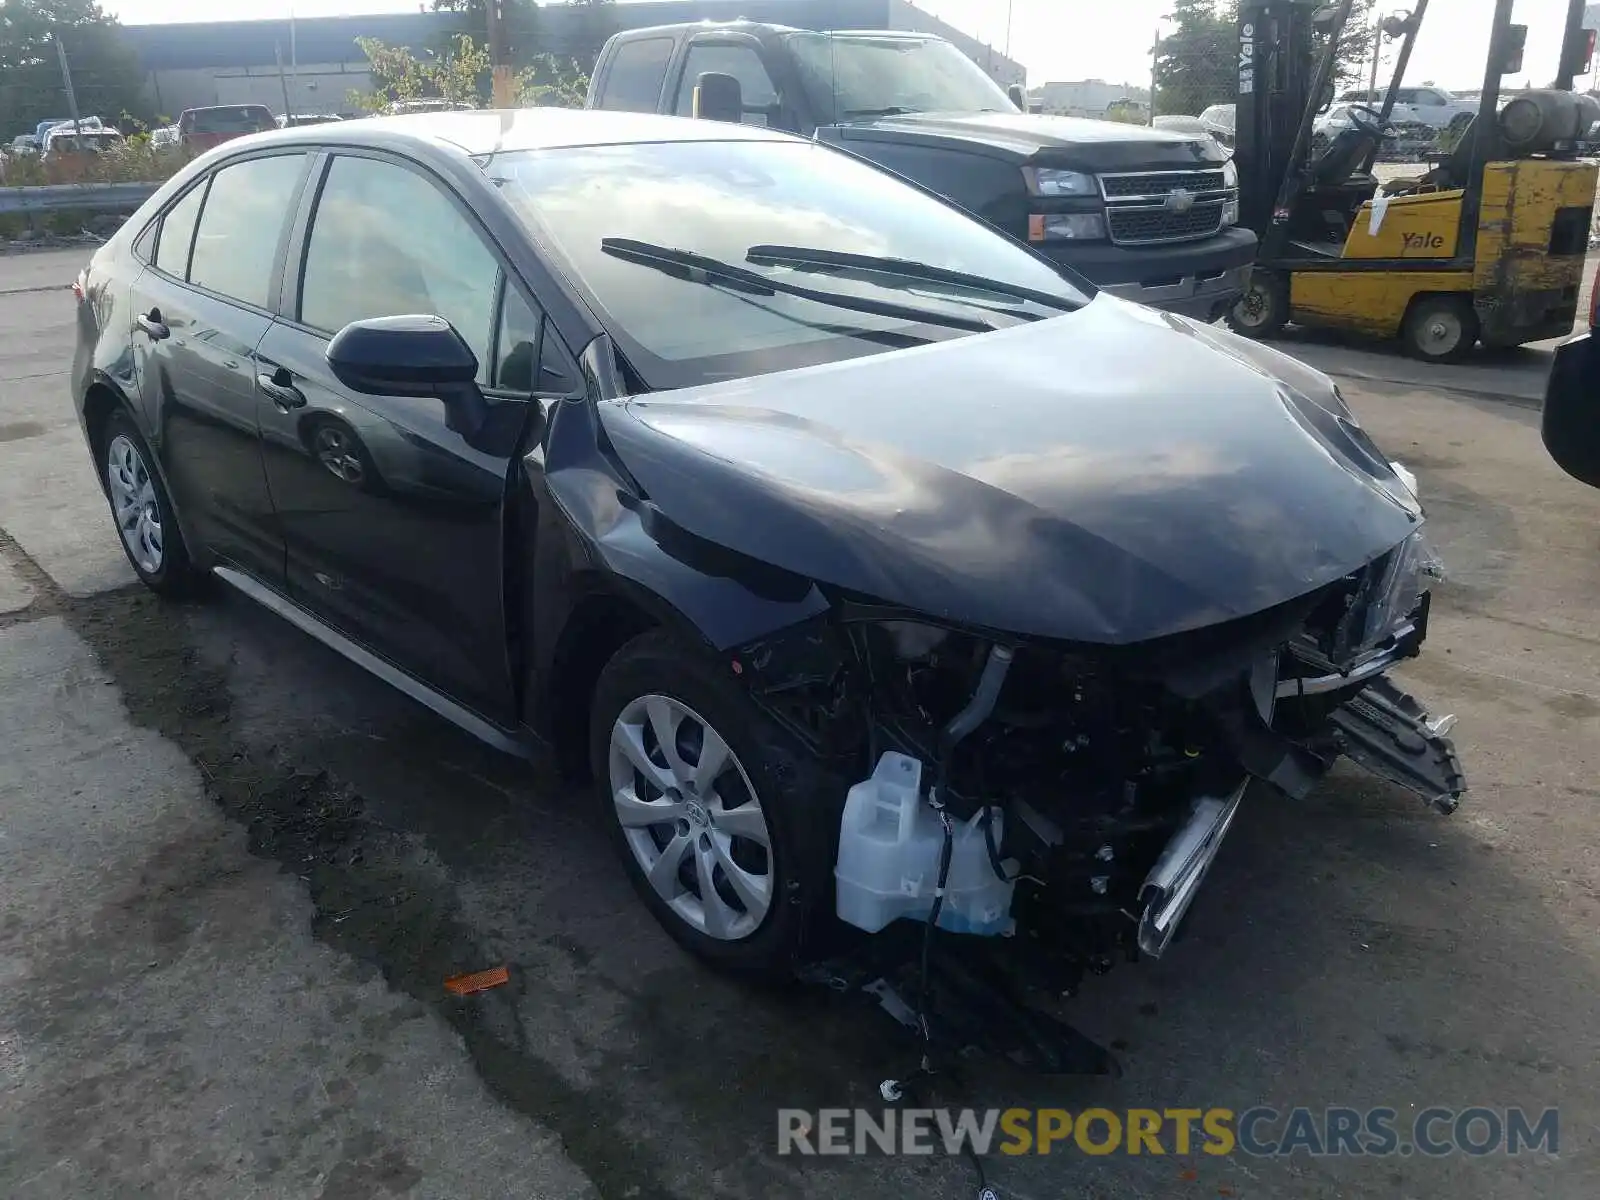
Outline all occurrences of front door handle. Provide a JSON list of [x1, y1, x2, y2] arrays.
[[136, 309, 169, 340], [257, 367, 306, 411]]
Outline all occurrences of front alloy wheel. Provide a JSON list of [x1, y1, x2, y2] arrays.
[[608, 694, 774, 941], [590, 629, 833, 974]]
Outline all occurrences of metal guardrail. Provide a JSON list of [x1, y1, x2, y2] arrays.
[[0, 181, 160, 215]]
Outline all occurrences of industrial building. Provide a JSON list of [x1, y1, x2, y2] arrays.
[[120, 0, 1025, 119]]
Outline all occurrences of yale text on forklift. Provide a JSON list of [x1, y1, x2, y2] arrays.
[[775, 1106, 1560, 1158]]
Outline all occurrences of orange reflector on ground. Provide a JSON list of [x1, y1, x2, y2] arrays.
[[444, 965, 510, 995]]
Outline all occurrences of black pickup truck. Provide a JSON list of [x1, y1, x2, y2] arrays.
[[586, 21, 1258, 318]]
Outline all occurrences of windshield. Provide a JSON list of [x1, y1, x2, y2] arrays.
[[784, 33, 1015, 122], [486, 139, 1088, 391]]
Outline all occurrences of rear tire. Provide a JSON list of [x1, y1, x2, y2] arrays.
[[589, 629, 838, 976], [1402, 294, 1479, 363], [1226, 270, 1289, 339], [100, 409, 203, 598]]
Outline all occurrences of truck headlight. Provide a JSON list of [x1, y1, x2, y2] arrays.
[[1222, 158, 1239, 189], [1220, 159, 1240, 226], [1024, 166, 1098, 197], [1028, 213, 1107, 242]]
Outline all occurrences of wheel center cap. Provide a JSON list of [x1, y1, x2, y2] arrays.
[[684, 797, 711, 829]]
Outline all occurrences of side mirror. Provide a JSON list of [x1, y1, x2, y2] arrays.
[[1007, 83, 1027, 111], [693, 72, 744, 123], [1541, 323, 1600, 489], [326, 314, 478, 396]]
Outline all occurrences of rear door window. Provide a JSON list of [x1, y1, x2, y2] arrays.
[[187, 153, 309, 308], [674, 43, 778, 123], [154, 182, 206, 278], [596, 37, 675, 112]]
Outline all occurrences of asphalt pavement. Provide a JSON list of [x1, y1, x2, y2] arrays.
[[3, 247, 1600, 1200]]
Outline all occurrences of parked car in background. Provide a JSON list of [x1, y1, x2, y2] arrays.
[[36, 116, 101, 143], [178, 105, 277, 152], [42, 126, 125, 169], [9, 134, 41, 156], [150, 124, 180, 148], [1198, 102, 1236, 149], [278, 113, 344, 128], [1337, 85, 1477, 133], [70, 109, 1461, 983]]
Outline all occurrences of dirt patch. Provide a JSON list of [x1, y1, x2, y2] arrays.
[[61, 589, 693, 1200]]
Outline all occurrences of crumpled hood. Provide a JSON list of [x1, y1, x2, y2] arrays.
[[598, 295, 1423, 645]]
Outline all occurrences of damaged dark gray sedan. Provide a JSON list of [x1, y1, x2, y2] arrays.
[[72, 111, 1464, 986]]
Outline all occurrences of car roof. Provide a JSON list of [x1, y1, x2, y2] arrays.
[[227, 108, 795, 157]]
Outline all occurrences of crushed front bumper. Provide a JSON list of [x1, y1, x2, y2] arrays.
[[1137, 780, 1248, 957]]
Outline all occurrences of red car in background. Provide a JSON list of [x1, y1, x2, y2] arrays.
[[177, 105, 277, 152]]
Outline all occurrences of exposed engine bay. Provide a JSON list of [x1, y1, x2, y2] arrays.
[[737, 525, 1465, 1017]]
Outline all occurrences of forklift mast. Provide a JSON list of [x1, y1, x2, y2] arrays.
[[1234, 0, 1330, 235]]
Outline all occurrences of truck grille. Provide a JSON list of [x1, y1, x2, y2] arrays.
[[1100, 169, 1228, 199], [1107, 200, 1227, 245], [1099, 169, 1233, 247]]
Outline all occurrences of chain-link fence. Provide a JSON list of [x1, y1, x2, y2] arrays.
[[1145, 0, 1507, 164]]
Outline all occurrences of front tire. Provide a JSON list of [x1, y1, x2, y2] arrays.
[[589, 629, 834, 975], [1403, 294, 1479, 362], [1226, 270, 1289, 339], [100, 409, 202, 598]]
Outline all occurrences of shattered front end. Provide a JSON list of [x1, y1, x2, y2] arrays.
[[737, 528, 1465, 988]]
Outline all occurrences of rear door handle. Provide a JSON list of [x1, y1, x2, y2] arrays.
[[257, 367, 306, 411], [136, 309, 169, 340]]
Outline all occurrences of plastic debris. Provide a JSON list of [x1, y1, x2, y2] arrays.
[[444, 965, 510, 995]]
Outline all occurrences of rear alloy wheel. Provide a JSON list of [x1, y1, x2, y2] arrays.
[[1225, 270, 1289, 339], [591, 629, 830, 974], [101, 410, 201, 597], [1403, 295, 1479, 363]]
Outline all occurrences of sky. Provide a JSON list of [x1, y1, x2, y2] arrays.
[[102, 0, 1598, 94]]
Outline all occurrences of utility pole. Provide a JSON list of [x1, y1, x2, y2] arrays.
[[485, 0, 514, 108], [1005, 0, 1014, 59], [290, 7, 299, 120], [55, 37, 83, 139], [1149, 27, 1160, 124], [1367, 7, 1382, 98], [275, 40, 293, 123]]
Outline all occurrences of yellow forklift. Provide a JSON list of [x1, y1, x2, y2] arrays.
[[1226, 0, 1600, 361]]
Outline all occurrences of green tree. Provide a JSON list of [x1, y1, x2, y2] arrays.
[[1154, 0, 1378, 117], [0, 0, 147, 135], [563, 0, 617, 72], [515, 54, 590, 107], [349, 34, 491, 113], [1153, 0, 1236, 116], [429, 0, 542, 66]]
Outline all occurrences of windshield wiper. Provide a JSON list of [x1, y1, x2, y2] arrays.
[[745, 245, 1080, 313], [599, 238, 998, 333]]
